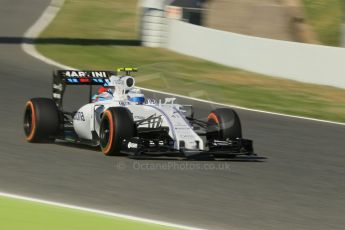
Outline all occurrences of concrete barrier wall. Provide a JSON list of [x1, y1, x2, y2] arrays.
[[165, 19, 345, 89]]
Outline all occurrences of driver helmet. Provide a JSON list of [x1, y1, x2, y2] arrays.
[[97, 86, 108, 94], [127, 88, 145, 104], [92, 85, 114, 102]]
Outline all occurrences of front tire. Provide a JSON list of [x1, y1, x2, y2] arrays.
[[206, 108, 242, 141], [24, 98, 60, 142], [99, 107, 135, 156]]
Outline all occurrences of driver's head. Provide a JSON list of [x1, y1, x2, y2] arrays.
[[98, 85, 114, 94], [98, 86, 108, 94], [127, 88, 145, 104]]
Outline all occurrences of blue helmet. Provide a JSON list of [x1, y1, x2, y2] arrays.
[[127, 89, 145, 104]]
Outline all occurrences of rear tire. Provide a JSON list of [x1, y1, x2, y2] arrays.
[[99, 107, 136, 156], [24, 98, 60, 142], [206, 108, 242, 141]]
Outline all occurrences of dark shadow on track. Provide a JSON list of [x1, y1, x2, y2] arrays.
[[0, 37, 141, 46], [55, 141, 266, 162], [129, 155, 267, 162], [55, 141, 101, 152], [214, 155, 267, 162]]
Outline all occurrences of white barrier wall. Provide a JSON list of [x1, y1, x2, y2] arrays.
[[139, 0, 174, 47], [165, 19, 345, 89], [140, 8, 165, 47]]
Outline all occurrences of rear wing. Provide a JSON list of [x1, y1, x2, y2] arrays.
[[54, 70, 115, 85], [52, 70, 116, 109], [52, 69, 139, 109]]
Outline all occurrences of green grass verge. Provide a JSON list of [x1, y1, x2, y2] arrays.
[[301, 0, 343, 46], [36, 0, 345, 123], [0, 196, 178, 230]]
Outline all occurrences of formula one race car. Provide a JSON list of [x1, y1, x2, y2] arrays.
[[23, 68, 254, 159]]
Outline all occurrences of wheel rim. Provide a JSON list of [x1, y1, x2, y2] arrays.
[[207, 112, 222, 140], [100, 117, 110, 149], [207, 118, 221, 140], [24, 102, 35, 140]]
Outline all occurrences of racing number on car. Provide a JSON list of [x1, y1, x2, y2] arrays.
[[74, 112, 85, 121]]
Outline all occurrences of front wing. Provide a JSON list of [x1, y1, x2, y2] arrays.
[[121, 136, 254, 159]]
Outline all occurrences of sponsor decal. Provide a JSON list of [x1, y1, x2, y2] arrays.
[[64, 71, 108, 78], [52, 93, 61, 99], [127, 142, 138, 149], [79, 78, 91, 83], [179, 134, 194, 139], [134, 115, 146, 120], [174, 127, 189, 130], [118, 101, 128, 106], [53, 83, 63, 91], [73, 112, 85, 121], [171, 114, 179, 118]]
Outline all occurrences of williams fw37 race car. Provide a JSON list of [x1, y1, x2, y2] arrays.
[[24, 68, 254, 159]]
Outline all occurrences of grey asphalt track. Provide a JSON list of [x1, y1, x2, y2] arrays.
[[1, 0, 345, 229]]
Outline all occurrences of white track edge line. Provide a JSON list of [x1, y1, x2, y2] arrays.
[[140, 87, 345, 126], [0, 191, 205, 230], [22, 0, 71, 69]]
